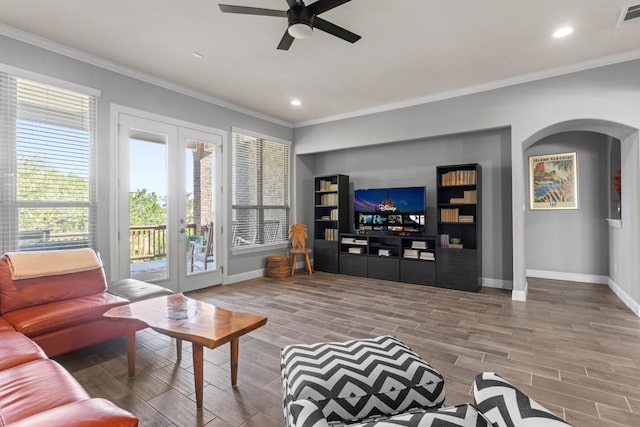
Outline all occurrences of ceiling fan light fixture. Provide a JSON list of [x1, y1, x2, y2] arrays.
[[288, 22, 313, 39]]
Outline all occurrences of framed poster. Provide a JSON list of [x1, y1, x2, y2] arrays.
[[529, 152, 577, 210]]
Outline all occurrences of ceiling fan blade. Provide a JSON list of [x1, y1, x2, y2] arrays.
[[308, 0, 352, 16], [285, 0, 301, 8], [313, 17, 360, 43], [277, 31, 295, 50], [218, 4, 287, 17]]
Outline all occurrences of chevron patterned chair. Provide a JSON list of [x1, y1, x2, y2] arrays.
[[281, 335, 447, 426], [281, 336, 572, 427], [473, 372, 572, 427]]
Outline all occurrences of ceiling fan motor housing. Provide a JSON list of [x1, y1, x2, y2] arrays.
[[288, 5, 314, 31]]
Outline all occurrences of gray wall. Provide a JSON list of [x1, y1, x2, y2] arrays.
[[294, 58, 640, 309], [305, 129, 513, 283], [0, 35, 293, 280], [524, 132, 610, 277]]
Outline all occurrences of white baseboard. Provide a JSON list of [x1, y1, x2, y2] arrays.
[[511, 286, 528, 301], [608, 278, 640, 317], [223, 260, 306, 285], [224, 268, 265, 285], [526, 269, 608, 285], [482, 277, 513, 290]]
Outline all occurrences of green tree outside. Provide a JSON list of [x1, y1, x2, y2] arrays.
[[18, 157, 89, 234], [129, 189, 167, 226]]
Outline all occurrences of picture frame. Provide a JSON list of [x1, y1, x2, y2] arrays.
[[529, 152, 578, 210]]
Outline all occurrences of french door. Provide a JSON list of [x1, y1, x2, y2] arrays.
[[116, 112, 223, 292]]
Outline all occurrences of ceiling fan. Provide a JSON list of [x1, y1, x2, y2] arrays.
[[218, 0, 361, 50]]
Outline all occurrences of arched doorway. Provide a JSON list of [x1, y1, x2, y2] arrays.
[[516, 119, 640, 315]]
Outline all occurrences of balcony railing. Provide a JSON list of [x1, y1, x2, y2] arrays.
[[129, 224, 196, 261], [18, 224, 197, 260]]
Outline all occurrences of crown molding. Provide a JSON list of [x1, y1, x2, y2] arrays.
[[294, 48, 640, 128], [4, 22, 640, 131], [0, 23, 293, 128]]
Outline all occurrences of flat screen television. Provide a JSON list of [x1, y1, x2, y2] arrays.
[[354, 186, 426, 234]]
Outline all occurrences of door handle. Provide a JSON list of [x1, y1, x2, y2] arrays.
[[179, 228, 186, 234]]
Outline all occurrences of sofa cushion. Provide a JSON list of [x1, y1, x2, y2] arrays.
[[0, 331, 47, 371], [108, 278, 173, 302], [0, 318, 14, 332], [2, 292, 129, 337], [0, 257, 108, 315], [6, 398, 139, 427], [0, 359, 90, 425], [282, 335, 445, 425], [473, 372, 572, 427]]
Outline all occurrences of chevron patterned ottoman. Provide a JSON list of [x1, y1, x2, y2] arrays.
[[281, 335, 446, 426], [473, 372, 572, 426], [288, 400, 493, 427]]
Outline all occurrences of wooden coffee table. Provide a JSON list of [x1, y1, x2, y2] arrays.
[[104, 293, 267, 408]]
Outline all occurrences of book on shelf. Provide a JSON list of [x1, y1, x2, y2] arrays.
[[320, 215, 331, 220], [411, 241, 427, 249], [348, 247, 363, 254], [341, 237, 367, 245], [463, 190, 477, 203], [449, 243, 464, 249], [378, 249, 390, 257], [440, 208, 459, 223], [459, 215, 474, 223], [318, 179, 338, 191], [324, 228, 338, 240], [319, 193, 338, 205], [441, 169, 477, 186], [330, 209, 338, 220], [419, 252, 435, 261], [450, 197, 465, 204], [403, 249, 419, 259]]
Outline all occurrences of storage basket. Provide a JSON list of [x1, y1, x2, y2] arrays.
[[266, 255, 291, 278]]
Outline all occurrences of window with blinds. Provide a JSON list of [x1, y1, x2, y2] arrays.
[[0, 73, 97, 253], [231, 131, 290, 248]]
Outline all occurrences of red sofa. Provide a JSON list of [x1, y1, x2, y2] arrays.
[[0, 253, 140, 356], [0, 251, 139, 426]]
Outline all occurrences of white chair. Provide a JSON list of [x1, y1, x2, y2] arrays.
[[263, 220, 280, 243], [232, 220, 280, 247], [190, 222, 214, 272]]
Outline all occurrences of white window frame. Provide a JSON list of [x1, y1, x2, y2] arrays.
[[230, 127, 291, 255], [0, 65, 100, 253]]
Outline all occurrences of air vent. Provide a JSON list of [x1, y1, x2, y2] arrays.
[[618, 4, 640, 27]]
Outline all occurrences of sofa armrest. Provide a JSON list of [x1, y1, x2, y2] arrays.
[[7, 398, 138, 427], [473, 372, 571, 427], [288, 399, 330, 427]]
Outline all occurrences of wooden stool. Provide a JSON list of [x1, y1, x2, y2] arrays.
[[290, 248, 312, 276]]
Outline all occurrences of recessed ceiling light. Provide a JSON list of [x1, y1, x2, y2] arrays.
[[553, 27, 574, 38], [291, 99, 302, 106], [192, 51, 204, 59]]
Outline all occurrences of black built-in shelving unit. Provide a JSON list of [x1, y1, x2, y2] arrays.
[[339, 234, 437, 286], [436, 163, 482, 291], [313, 175, 350, 273]]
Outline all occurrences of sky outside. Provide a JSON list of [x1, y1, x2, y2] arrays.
[[130, 138, 194, 197]]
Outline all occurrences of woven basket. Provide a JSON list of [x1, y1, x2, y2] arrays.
[[266, 255, 291, 278]]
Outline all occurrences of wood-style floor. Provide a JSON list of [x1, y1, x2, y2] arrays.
[[54, 273, 640, 427]]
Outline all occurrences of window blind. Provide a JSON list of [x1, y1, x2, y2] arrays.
[[0, 73, 97, 253], [231, 131, 290, 248]]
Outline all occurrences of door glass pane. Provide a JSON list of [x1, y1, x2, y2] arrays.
[[186, 140, 216, 275], [129, 138, 168, 281]]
